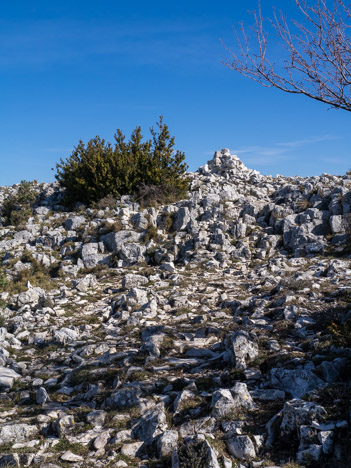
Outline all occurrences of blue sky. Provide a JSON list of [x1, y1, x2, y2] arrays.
[[1, 0, 350, 185]]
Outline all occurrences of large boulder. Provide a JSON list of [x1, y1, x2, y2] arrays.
[[54, 327, 79, 345], [101, 230, 142, 253], [13, 230, 34, 244], [226, 330, 258, 369], [119, 243, 146, 264], [269, 368, 324, 398], [81, 243, 108, 268], [280, 399, 327, 437], [17, 286, 45, 308], [132, 403, 167, 444], [330, 215, 345, 234], [74, 274, 97, 292], [157, 430, 179, 458], [64, 216, 86, 231], [122, 274, 148, 289], [173, 207, 191, 231], [211, 389, 236, 418], [0, 423, 39, 443], [226, 435, 256, 460], [211, 383, 255, 418]]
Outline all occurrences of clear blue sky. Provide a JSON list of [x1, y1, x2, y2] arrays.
[[1, 0, 350, 185]]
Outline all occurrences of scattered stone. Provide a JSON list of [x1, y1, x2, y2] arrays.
[[93, 431, 110, 450], [87, 410, 106, 427], [36, 387, 50, 405], [60, 451, 84, 462], [227, 330, 258, 369], [157, 430, 179, 457], [0, 367, 21, 389], [226, 435, 256, 460], [0, 150, 350, 467], [120, 442, 144, 458], [0, 454, 20, 467]]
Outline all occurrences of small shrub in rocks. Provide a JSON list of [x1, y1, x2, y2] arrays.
[[178, 439, 210, 468], [2, 180, 36, 228]]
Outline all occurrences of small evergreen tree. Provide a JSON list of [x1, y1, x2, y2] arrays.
[[55, 117, 188, 206]]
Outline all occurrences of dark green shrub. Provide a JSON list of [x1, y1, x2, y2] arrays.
[[344, 213, 351, 238], [178, 439, 210, 468], [2, 180, 36, 227], [162, 213, 175, 232], [55, 117, 189, 207]]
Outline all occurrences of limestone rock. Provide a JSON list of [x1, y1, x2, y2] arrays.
[[54, 327, 79, 345], [36, 387, 50, 405], [60, 451, 84, 462], [157, 430, 179, 457], [269, 368, 324, 398], [64, 216, 86, 231], [227, 330, 258, 369], [226, 435, 256, 460], [0, 424, 39, 444], [0, 367, 21, 389], [132, 402, 167, 443]]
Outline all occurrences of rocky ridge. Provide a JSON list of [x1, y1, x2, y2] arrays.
[[0, 149, 351, 467]]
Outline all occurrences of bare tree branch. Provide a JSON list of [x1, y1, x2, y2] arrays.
[[222, 0, 351, 112]]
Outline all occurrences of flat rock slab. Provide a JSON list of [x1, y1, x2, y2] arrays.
[[270, 368, 324, 398], [0, 367, 21, 389], [0, 423, 39, 444], [60, 451, 84, 462]]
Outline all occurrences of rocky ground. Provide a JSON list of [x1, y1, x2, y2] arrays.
[[0, 149, 351, 467]]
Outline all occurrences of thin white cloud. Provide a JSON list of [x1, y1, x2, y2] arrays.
[[231, 134, 343, 165], [232, 145, 291, 156], [277, 135, 342, 147]]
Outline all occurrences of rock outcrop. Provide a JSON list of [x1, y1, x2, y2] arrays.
[[0, 149, 350, 467]]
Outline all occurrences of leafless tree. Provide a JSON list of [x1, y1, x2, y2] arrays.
[[223, 0, 351, 111]]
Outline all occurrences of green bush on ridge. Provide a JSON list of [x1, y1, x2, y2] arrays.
[[55, 116, 189, 207], [2, 180, 36, 228]]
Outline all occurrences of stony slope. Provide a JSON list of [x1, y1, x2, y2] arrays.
[[0, 149, 351, 468]]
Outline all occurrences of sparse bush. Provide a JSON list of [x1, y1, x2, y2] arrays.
[[136, 183, 185, 207], [164, 213, 175, 232], [295, 198, 312, 213], [2, 180, 36, 227], [3, 252, 58, 294], [0, 269, 9, 292], [343, 213, 351, 239], [55, 116, 189, 207], [92, 194, 118, 211], [144, 224, 160, 244], [328, 319, 351, 348], [99, 220, 123, 235]]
